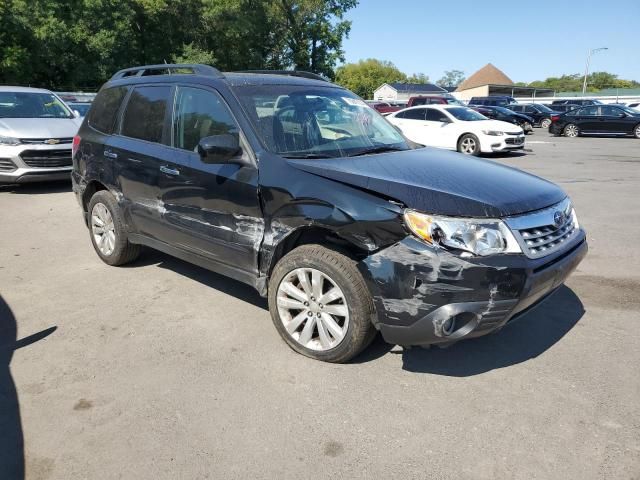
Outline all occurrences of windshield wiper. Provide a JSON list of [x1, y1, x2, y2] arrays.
[[282, 153, 334, 159], [347, 145, 406, 157]]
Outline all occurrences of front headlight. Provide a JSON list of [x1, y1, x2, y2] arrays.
[[404, 210, 522, 256], [0, 136, 21, 146], [481, 130, 504, 136]]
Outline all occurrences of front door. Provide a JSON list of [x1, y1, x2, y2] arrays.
[[161, 85, 262, 275]]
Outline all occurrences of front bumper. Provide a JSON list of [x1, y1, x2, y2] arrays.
[[358, 231, 587, 347], [0, 143, 72, 184], [479, 134, 525, 153]]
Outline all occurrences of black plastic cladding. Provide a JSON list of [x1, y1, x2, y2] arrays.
[[72, 68, 586, 348]]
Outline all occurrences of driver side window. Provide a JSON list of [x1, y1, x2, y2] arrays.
[[173, 86, 238, 152]]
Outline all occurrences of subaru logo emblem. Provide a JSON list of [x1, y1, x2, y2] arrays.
[[44, 139, 60, 145], [554, 211, 565, 227]]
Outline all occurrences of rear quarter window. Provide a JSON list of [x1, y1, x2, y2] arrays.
[[87, 87, 127, 134]]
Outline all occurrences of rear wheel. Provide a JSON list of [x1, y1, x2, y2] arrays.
[[457, 134, 480, 155], [88, 191, 140, 266], [268, 245, 375, 363], [563, 123, 580, 138], [540, 118, 552, 129]]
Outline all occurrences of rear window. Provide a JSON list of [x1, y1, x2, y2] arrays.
[[88, 87, 127, 133], [121, 86, 172, 143]]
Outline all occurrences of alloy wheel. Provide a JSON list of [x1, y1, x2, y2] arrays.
[[460, 137, 477, 154], [276, 268, 349, 351], [541, 118, 551, 128], [635, 125, 640, 139], [564, 124, 579, 138], [91, 203, 116, 256]]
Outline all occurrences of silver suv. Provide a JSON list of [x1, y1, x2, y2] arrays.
[[0, 86, 82, 184]]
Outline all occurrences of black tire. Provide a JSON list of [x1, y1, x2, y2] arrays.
[[540, 118, 552, 129], [268, 245, 376, 363], [457, 133, 481, 156], [87, 190, 140, 266], [634, 123, 640, 139], [563, 123, 580, 138]]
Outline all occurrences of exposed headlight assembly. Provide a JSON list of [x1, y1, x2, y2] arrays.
[[481, 130, 504, 136], [0, 136, 21, 146], [404, 210, 522, 256]]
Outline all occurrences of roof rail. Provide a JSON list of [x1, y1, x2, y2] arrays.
[[110, 64, 224, 81], [237, 70, 329, 82]]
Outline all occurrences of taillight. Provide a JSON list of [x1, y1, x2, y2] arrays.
[[551, 115, 560, 123], [72, 135, 80, 158]]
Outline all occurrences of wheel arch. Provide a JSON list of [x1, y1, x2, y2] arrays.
[[82, 180, 109, 214]]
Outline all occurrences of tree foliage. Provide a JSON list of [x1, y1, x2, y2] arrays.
[[0, 0, 357, 89], [436, 70, 465, 88], [335, 59, 430, 99], [527, 72, 640, 92]]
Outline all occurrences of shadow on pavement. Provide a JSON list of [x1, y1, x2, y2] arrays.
[[130, 249, 268, 310], [0, 296, 57, 479], [397, 286, 583, 376], [353, 285, 584, 375]]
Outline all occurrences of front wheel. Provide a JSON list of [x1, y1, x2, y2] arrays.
[[457, 134, 481, 155], [268, 245, 375, 363], [540, 118, 552, 129], [634, 123, 640, 139], [563, 123, 580, 138]]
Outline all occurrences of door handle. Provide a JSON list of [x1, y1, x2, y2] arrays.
[[104, 150, 118, 159], [160, 165, 180, 176]]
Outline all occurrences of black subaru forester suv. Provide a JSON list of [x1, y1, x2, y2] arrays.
[[72, 64, 587, 363]]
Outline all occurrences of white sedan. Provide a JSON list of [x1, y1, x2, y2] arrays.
[[386, 105, 525, 155]]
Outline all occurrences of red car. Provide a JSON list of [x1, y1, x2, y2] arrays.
[[366, 101, 402, 114]]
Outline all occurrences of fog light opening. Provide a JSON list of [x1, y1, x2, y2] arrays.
[[442, 317, 456, 336]]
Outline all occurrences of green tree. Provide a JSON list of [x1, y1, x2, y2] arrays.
[[436, 70, 465, 88], [0, 0, 357, 89], [406, 73, 429, 84], [335, 59, 407, 99]]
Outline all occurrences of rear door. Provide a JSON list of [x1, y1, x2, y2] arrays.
[[112, 84, 177, 240], [574, 105, 599, 132]]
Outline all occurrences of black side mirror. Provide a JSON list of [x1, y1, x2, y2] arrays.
[[197, 134, 241, 164]]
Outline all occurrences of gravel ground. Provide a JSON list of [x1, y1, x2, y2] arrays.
[[1, 133, 639, 480]]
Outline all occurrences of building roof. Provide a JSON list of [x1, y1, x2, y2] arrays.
[[456, 64, 513, 91], [385, 82, 446, 93]]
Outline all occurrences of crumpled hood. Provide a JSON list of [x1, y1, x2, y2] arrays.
[[0, 118, 81, 138], [288, 148, 566, 218]]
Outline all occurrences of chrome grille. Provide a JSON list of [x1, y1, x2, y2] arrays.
[[19, 149, 72, 168], [505, 198, 579, 259], [505, 131, 522, 136], [0, 158, 16, 172], [19, 137, 73, 145], [505, 137, 524, 145]]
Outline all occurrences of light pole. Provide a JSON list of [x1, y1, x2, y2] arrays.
[[582, 47, 608, 95]]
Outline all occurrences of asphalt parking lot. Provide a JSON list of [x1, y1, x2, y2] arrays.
[[1, 133, 639, 479]]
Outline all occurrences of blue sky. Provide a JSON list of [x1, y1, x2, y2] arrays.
[[341, 0, 640, 83]]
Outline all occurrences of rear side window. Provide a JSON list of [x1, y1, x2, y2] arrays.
[[173, 86, 238, 151], [121, 86, 172, 143], [399, 108, 426, 120], [88, 87, 127, 134]]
